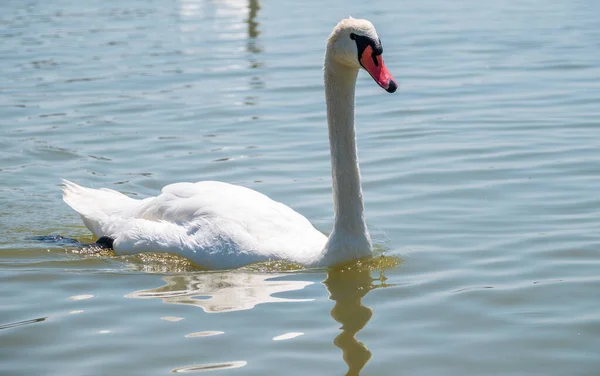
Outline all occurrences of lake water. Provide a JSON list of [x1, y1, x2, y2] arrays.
[[1, 0, 600, 374]]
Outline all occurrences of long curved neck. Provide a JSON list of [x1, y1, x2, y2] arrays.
[[322, 53, 371, 261]]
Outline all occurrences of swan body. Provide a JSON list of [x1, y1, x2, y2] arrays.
[[62, 18, 397, 269], [63, 180, 327, 269]]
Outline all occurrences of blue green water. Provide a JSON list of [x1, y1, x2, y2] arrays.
[[2, 0, 600, 375]]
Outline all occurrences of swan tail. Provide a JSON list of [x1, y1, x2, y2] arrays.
[[61, 179, 139, 238]]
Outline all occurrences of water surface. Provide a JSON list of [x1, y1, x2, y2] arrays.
[[2, 0, 600, 375]]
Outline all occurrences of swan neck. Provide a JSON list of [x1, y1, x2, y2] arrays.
[[324, 56, 370, 249]]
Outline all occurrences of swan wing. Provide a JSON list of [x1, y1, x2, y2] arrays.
[[62, 179, 145, 236], [62, 180, 326, 268]]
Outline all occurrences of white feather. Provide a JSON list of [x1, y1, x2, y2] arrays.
[[63, 180, 327, 269]]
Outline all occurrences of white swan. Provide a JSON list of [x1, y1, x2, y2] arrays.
[[62, 18, 397, 269]]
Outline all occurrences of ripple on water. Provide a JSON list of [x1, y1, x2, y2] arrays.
[[172, 361, 247, 374], [185, 331, 224, 338], [0, 317, 46, 331], [68, 294, 94, 301], [272, 332, 304, 341], [161, 316, 184, 322]]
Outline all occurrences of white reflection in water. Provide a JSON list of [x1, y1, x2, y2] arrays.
[[272, 332, 304, 341], [179, 0, 202, 19], [161, 316, 184, 322], [179, 0, 248, 24], [68, 294, 94, 301], [172, 360, 247, 373], [179, 0, 248, 19], [126, 272, 313, 313], [185, 331, 224, 338]]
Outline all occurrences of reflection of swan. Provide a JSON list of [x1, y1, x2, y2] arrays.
[[325, 268, 379, 376], [125, 272, 312, 313], [245, 0, 263, 105], [61, 18, 397, 269], [247, 0, 260, 45]]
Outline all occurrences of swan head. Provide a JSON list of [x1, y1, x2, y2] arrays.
[[327, 17, 397, 93]]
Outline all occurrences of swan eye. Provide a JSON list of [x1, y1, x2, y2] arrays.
[[351, 34, 382, 61]]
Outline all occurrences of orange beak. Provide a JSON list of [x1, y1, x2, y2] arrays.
[[359, 45, 397, 93]]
